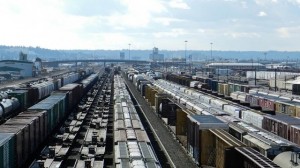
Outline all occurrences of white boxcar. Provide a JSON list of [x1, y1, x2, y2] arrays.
[[237, 93, 247, 103], [133, 75, 144, 86], [198, 103, 212, 110], [179, 87, 186, 93], [249, 89, 258, 94], [223, 104, 243, 118], [230, 92, 240, 100], [191, 92, 202, 99], [199, 95, 211, 104], [35, 81, 55, 99], [210, 99, 228, 110], [184, 89, 193, 96], [241, 110, 264, 128]]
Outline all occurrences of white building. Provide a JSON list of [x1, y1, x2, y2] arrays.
[[206, 62, 265, 70], [247, 71, 300, 80], [149, 47, 164, 62], [0, 60, 33, 77]]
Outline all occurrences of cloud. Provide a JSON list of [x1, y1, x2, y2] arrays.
[[169, 0, 190, 9], [197, 28, 215, 34], [241, 1, 248, 8], [153, 28, 188, 38], [276, 26, 300, 38], [103, 0, 167, 28], [255, 0, 278, 5], [0, 0, 92, 49], [154, 17, 184, 26], [224, 32, 261, 38], [287, 0, 300, 5], [0, 0, 299, 50], [62, 0, 123, 17], [258, 11, 267, 16], [277, 28, 290, 38]]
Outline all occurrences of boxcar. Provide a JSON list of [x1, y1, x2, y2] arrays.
[[211, 80, 219, 93], [262, 114, 300, 140], [290, 125, 300, 145], [245, 94, 261, 109], [228, 83, 235, 96], [258, 96, 276, 114], [241, 110, 264, 128], [292, 84, 300, 95], [275, 100, 300, 116], [187, 115, 228, 165]]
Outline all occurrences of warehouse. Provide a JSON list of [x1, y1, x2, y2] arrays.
[[206, 62, 265, 70], [0, 60, 33, 77], [269, 76, 300, 91], [246, 71, 300, 80]]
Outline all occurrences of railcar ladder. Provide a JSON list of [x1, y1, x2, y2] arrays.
[[207, 147, 216, 167]]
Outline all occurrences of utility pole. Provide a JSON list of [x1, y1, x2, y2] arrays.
[[189, 54, 192, 74], [264, 52, 267, 61], [275, 68, 277, 92], [185, 40, 188, 72], [128, 43, 131, 60], [210, 42, 213, 62]]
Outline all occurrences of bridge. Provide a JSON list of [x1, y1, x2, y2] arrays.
[[42, 59, 186, 67], [42, 59, 150, 67]]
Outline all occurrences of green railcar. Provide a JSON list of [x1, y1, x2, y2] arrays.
[[0, 133, 15, 168], [8, 90, 28, 110]]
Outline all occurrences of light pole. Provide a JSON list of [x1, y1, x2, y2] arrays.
[[128, 43, 131, 60], [185, 40, 188, 70], [210, 42, 213, 62], [264, 52, 267, 61]]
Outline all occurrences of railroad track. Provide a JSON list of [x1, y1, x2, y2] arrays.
[[123, 73, 198, 168], [31, 72, 113, 168], [125, 72, 287, 167]]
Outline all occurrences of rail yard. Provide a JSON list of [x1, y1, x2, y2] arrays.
[[124, 64, 300, 168], [1, 63, 300, 168]]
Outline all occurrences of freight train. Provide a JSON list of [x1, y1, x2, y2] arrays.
[[167, 73, 300, 118], [161, 73, 300, 145], [156, 77, 300, 145], [165, 73, 258, 97], [125, 71, 285, 167], [230, 90, 300, 117], [0, 72, 101, 168], [0, 71, 96, 121], [114, 75, 161, 167], [30, 72, 110, 168]]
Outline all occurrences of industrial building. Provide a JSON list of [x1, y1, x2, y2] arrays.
[[0, 60, 33, 77], [149, 47, 164, 62], [206, 62, 265, 70]]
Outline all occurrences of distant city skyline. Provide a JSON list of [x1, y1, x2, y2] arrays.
[[0, 0, 300, 51]]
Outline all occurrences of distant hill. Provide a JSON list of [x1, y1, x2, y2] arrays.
[[0, 45, 299, 62]]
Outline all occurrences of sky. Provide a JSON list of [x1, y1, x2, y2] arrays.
[[0, 0, 300, 51]]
